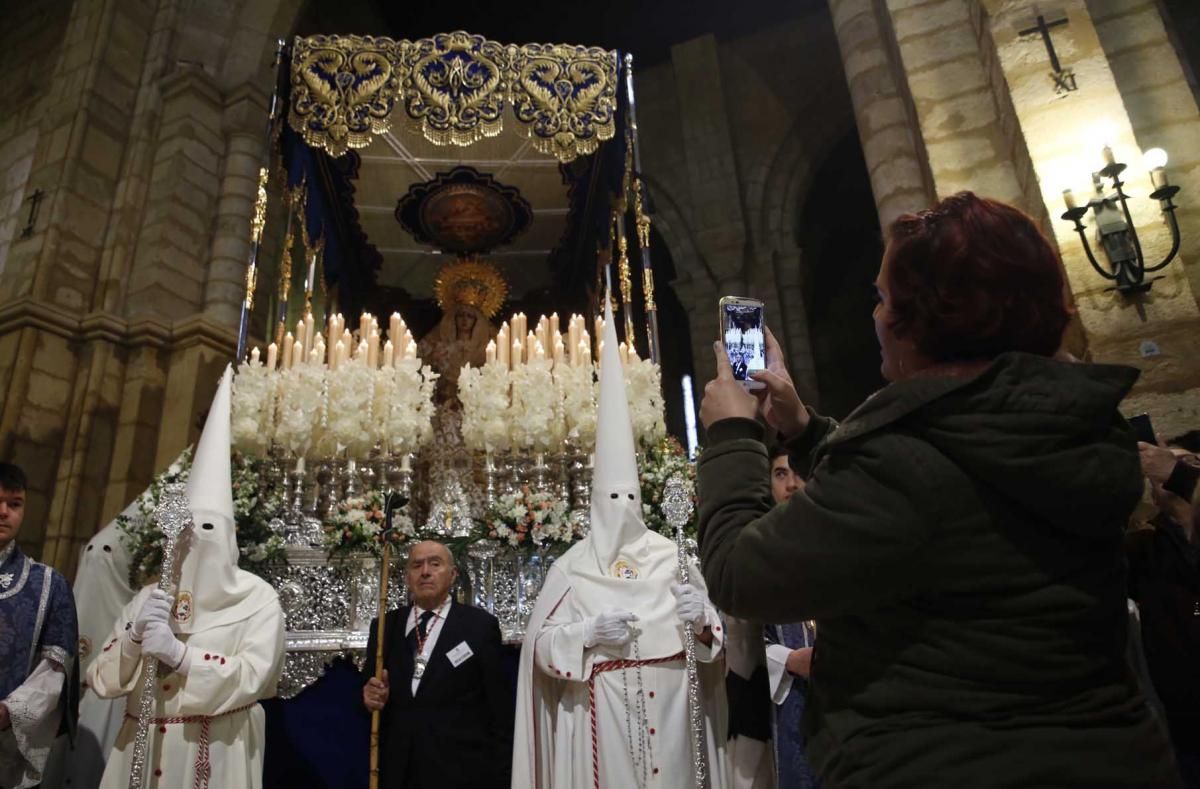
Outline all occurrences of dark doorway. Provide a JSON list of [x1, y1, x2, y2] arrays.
[[799, 131, 886, 419]]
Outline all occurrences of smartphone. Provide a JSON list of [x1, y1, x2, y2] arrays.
[[1128, 413, 1156, 445], [718, 296, 766, 390]]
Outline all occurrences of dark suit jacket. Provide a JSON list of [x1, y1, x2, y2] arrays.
[[363, 601, 512, 789]]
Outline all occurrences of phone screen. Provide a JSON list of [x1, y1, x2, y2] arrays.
[[1128, 413, 1156, 445], [721, 301, 766, 382]]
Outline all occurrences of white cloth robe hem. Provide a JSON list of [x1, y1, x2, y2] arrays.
[[513, 562, 731, 789], [0, 658, 67, 789], [88, 585, 284, 789], [764, 643, 794, 705]]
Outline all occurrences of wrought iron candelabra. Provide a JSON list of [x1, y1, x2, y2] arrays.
[[1060, 148, 1182, 296]]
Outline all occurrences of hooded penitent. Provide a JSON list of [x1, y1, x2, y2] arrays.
[[586, 297, 649, 576], [172, 365, 275, 634]]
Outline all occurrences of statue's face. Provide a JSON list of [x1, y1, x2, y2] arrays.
[[454, 309, 477, 337]]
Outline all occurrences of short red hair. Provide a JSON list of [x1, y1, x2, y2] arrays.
[[884, 192, 1070, 362]]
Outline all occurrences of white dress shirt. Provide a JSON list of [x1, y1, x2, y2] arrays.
[[406, 597, 452, 695]]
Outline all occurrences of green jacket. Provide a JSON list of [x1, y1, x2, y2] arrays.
[[698, 353, 1179, 788]]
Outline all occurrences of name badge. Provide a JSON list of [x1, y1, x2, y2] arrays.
[[447, 641, 474, 667]]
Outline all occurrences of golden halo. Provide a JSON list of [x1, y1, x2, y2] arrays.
[[434, 257, 508, 319]]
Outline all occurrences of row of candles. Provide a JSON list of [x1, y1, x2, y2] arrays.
[[250, 311, 421, 371], [484, 312, 639, 369], [246, 310, 644, 371]]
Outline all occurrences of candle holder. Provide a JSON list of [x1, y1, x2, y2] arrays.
[[316, 459, 339, 522], [1061, 150, 1183, 296], [569, 449, 592, 511], [342, 457, 361, 499], [483, 450, 499, 507], [531, 451, 549, 491]]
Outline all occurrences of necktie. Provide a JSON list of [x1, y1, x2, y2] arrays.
[[417, 610, 434, 640]]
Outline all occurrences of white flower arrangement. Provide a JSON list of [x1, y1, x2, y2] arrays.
[[509, 359, 563, 451], [459, 362, 513, 453], [481, 486, 575, 549], [319, 360, 377, 457], [274, 363, 327, 457], [379, 359, 438, 453], [626, 358, 667, 448], [231, 361, 277, 456], [555, 362, 597, 448]]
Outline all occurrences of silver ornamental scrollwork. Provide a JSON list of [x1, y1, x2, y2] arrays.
[[402, 31, 508, 147], [290, 35, 405, 157]]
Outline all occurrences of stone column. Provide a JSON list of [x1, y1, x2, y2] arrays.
[[827, 0, 936, 226]]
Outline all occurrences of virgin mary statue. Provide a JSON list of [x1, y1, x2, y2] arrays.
[[416, 257, 507, 533]]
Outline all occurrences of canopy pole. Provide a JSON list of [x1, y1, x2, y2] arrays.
[[236, 37, 288, 362], [623, 53, 661, 364]]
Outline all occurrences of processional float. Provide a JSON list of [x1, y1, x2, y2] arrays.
[[128, 27, 703, 788]]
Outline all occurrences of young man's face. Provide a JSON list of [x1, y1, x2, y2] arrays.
[[0, 486, 26, 548], [770, 455, 804, 505]]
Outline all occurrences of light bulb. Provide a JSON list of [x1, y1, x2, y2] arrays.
[[1143, 148, 1168, 170]]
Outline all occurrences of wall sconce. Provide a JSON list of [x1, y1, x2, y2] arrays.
[[1060, 147, 1182, 296]]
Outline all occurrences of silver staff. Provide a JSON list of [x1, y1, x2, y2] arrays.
[[128, 482, 193, 789], [662, 475, 707, 789]]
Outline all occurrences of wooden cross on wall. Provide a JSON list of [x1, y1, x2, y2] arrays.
[[1018, 12, 1079, 95]]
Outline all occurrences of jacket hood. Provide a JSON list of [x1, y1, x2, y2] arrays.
[[829, 353, 1141, 538]]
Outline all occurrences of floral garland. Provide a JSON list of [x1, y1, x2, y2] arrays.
[[508, 359, 563, 452], [380, 360, 438, 453], [324, 491, 417, 559], [555, 362, 597, 448], [480, 486, 576, 550], [639, 436, 698, 541], [458, 362, 512, 452], [626, 358, 667, 449], [117, 450, 287, 587], [231, 361, 276, 455]]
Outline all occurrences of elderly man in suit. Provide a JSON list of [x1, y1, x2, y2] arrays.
[[363, 540, 512, 788]]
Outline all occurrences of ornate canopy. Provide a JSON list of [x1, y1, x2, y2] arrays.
[[289, 31, 620, 162]]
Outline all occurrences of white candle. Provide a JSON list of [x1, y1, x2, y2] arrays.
[[389, 312, 401, 343], [525, 331, 537, 362], [553, 339, 564, 366], [292, 340, 304, 367], [295, 319, 306, 356], [359, 313, 370, 342], [304, 311, 315, 355], [266, 342, 278, 370], [578, 339, 590, 367], [536, 322, 548, 353], [308, 347, 320, 365], [1102, 145, 1115, 166], [328, 314, 338, 345], [315, 338, 325, 367], [383, 339, 395, 368], [619, 342, 629, 366], [368, 331, 379, 368], [512, 338, 524, 367], [250, 347, 261, 365], [549, 312, 559, 338], [629, 342, 639, 361], [282, 331, 295, 368], [405, 339, 417, 360], [342, 328, 353, 352], [486, 340, 497, 365], [332, 340, 343, 370], [595, 317, 604, 348], [1063, 188, 1077, 210], [498, 332, 510, 367]]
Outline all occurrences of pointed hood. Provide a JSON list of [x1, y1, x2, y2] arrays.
[[173, 364, 275, 633], [587, 296, 648, 573]]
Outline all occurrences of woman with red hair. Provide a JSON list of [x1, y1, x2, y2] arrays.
[[697, 192, 1180, 786]]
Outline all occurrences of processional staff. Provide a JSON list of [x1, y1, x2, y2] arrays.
[[127, 483, 193, 789], [663, 475, 708, 789], [369, 491, 407, 789]]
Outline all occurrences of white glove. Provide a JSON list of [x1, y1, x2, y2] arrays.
[[671, 583, 708, 634], [142, 622, 188, 672], [133, 589, 173, 639], [584, 608, 639, 648]]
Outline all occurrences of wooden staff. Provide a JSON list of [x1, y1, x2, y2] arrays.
[[369, 491, 406, 789], [662, 475, 708, 788], [128, 483, 193, 789]]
